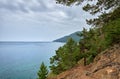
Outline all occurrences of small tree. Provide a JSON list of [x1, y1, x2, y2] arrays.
[[50, 38, 80, 74], [37, 62, 48, 79]]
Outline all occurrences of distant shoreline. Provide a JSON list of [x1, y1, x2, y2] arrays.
[[0, 41, 65, 44]]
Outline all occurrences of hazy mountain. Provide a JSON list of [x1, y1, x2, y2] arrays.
[[53, 31, 81, 42]]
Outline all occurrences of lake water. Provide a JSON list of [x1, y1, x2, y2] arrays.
[[0, 42, 64, 79]]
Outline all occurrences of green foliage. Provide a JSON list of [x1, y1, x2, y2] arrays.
[[56, 0, 83, 6], [49, 0, 120, 75], [50, 38, 80, 74], [50, 17, 120, 74], [37, 62, 48, 79], [78, 28, 98, 65], [56, 0, 120, 27], [103, 18, 120, 45], [56, 0, 120, 15], [86, 7, 120, 27]]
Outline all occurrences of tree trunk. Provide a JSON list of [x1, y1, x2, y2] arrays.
[[84, 57, 87, 66]]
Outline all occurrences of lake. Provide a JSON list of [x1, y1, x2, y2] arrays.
[[0, 42, 64, 79]]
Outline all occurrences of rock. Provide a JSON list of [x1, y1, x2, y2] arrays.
[[48, 44, 120, 79]]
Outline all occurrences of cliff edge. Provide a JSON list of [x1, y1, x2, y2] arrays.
[[49, 44, 120, 79]]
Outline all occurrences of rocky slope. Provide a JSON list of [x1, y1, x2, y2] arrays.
[[49, 44, 120, 79]]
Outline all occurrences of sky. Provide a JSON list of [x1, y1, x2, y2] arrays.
[[0, 0, 94, 41]]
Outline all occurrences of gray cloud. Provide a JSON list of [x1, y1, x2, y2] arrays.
[[0, 0, 94, 41], [0, 0, 90, 20], [0, 0, 60, 13], [0, 0, 48, 13], [0, 0, 93, 25], [1, 1, 29, 13]]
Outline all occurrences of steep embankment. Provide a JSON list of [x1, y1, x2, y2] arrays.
[[50, 44, 120, 79]]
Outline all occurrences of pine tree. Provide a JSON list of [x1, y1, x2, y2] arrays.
[[56, 0, 120, 27], [37, 62, 48, 79], [50, 38, 80, 74]]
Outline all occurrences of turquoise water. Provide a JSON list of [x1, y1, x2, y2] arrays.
[[0, 42, 64, 79]]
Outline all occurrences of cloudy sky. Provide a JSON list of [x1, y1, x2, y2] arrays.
[[0, 0, 94, 41]]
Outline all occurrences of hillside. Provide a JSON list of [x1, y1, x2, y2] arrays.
[[47, 5, 120, 79], [48, 17, 120, 79], [53, 31, 81, 42], [49, 44, 120, 79]]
